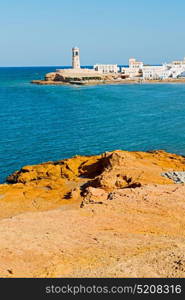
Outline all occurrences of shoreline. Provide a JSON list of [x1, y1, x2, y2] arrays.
[[31, 78, 185, 86]]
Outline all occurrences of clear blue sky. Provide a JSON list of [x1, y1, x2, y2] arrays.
[[0, 0, 185, 66]]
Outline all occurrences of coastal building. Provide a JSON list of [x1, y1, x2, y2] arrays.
[[35, 46, 185, 84], [121, 58, 143, 78], [166, 58, 185, 78], [94, 64, 119, 74], [72, 47, 81, 69], [129, 58, 144, 69], [171, 57, 185, 66], [121, 67, 141, 78]]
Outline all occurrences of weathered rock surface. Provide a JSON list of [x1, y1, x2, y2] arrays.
[[1, 149, 185, 277], [44, 69, 116, 83], [45, 72, 58, 81]]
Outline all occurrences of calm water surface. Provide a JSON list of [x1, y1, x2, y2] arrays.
[[0, 67, 185, 182]]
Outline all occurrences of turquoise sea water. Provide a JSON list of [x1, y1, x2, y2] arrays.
[[0, 67, 185, 183]]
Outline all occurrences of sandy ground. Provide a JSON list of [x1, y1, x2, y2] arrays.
[[0, 184, 185, 278]]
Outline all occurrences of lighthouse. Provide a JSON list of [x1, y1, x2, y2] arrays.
[[72, 47, 80, 69]]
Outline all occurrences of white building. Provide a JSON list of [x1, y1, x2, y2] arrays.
[[142, 65, 171, 80], [129, 58, 144, 69], [121, 67, 141, 78], [121, 58, 143, 78], [166, 58, 185, 78], [142, 58, 185, 80], [94, 64, 119, 74], [72, 47, 80, 69]]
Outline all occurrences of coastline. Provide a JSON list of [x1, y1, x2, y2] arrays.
[[31, 78, 185, 86]]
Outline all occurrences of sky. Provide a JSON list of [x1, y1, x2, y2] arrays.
[[0, 0, 185, 66]]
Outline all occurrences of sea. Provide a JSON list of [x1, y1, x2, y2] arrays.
[[0, 66, 185, 183]]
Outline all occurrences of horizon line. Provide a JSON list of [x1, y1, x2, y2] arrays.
[[0, 63, 162, 68]]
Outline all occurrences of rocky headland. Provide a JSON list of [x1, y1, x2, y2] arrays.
[[1, 149, 185, 277]]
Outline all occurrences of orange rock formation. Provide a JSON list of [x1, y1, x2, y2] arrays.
[[0, 149, 185, 277]]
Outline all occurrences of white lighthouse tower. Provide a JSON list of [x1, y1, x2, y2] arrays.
[[72, 47, 80, 69]]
